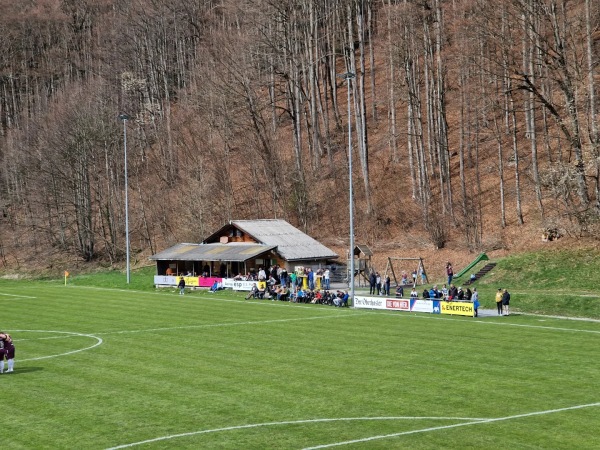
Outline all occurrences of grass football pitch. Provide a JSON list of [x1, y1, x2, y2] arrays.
[[1, 280, 599, 449]]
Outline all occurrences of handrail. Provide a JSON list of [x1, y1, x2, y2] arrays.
[[455, 252, 489, 278]]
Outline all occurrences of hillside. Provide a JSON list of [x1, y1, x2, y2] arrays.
[[0, 0, 599, 274]]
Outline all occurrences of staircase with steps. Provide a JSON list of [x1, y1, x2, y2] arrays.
[[463, 262, 496, 285]]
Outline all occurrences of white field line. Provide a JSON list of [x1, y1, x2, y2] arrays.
[[10, 330, 103, 362], [303, 402, 600, 449], [104, 416, 487, 450], [96, 314, 350, 336], [0, 292, 37, 299], [365, 309, 600, 335], [7, 315, 350, 344], [49, 285, 344, 312], [46, 285, 600, 334], [519, 312, 600, 323], [106, 402, 600, 450]]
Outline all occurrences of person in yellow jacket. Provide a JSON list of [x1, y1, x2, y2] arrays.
[[495, 288, 503, 315]]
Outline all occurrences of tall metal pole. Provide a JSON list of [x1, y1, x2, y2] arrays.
[[119, 114, 131, 284], [338, 72, 356, 305]]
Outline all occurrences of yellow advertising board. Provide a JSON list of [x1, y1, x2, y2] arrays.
[[441, 301, 474, 317], [184, 276, 199, 287]]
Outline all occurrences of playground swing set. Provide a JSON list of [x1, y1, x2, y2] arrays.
[[383, 257, 429, 287]]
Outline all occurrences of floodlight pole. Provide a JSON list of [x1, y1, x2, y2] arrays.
[[119, 113, 131, 284], [338, 72, 356, 305]]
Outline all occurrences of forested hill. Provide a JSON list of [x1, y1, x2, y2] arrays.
[[0, 0, 599, 269]]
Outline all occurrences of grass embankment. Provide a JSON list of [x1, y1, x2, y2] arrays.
[[451, 248, 600, 318]]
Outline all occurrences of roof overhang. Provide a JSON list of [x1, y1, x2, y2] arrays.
[[149, 243, 277, 262]]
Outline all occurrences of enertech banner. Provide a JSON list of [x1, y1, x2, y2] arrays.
[[441, 301, 474, 317]]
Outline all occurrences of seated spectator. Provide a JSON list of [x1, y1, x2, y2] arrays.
[[339, 291, 349, 307], [257, 281, 266, 299], [422, 289, 430, 299], [401, 271, 409, 285], [305, 289, 315, 304], [277, 286, 289, 301], [233, 273, 243, 281], [312, 290, 323, 304], [267, 275, 277, 287], [410, 287, 418, 298], [209, 281, 220, 292], [457, 287, 465, 300], [296, 288, 305, 303], [245, 283, 259, 300], [429, 286, 438, 299], [470, 273, 477, 282], [395, 285, 404, 298], [333, 290, 343, 307]]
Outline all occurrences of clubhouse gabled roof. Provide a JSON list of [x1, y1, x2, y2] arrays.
[[149, 242, 276, 262], [205, 219, 339, 262]]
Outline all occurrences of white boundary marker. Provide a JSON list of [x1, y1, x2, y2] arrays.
[[11, 330, 103, 362], [106, 402, 600, 449]]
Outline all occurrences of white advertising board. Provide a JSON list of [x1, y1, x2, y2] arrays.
[[354, 296, 410, 311], [221, 279, 256, 291], [154, 275, 177, 286]]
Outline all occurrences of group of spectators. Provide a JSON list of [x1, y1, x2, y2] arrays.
[[234, 264, 332, 291], [245, 283, 349, 307]]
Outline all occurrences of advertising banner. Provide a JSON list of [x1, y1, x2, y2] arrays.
[[154, 276, 222, 288], [354, 296, 388, 310], [385, 298, 411, 311], [222, 279, 256, 291], [410, 299, 441, 314], [441, 301, 474, 317], [354, 296, 410, 311], [354, 296, 442, 314], [197, 277, 221, 288], [154, 275, 176, 286]]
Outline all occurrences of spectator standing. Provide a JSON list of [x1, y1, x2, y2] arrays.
[[369, 271, 376, 295], [280, 268, 288, 287], [410, 287, 418, 298], [384, 275, 391, 296], [495, 288, 503, 315], [178, 277, 186, 295], [448, 284, 458, 300], [290, 271, 297, 288], [472, 288, 479, 317], [258, 267, 266, 281], [376, 272, 382, 295], [502, 289, 511, 316], [446, 262, 454, 286], [323, 268, 330, 290], [441, 284, 449, 299], [307, 268, 315, 290]]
